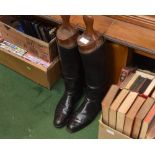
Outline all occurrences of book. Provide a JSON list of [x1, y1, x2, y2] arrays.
[[23, 52, 50, 68], [137, 69, 155, 77], [135, 78, 147, 93], [139, 78, 152, 94], [102, 85, 120, 125], [119, 73, 134, 89], [130, 76, 146, 92], [139, 103, 155, 138], [129, 75, 141, 90], [125, 73, 139, 89], [34, 22, 43, 40], [123, 96, 146, 137], [131, 97, 155, 138], [136, 70, 155, 80], [109, 89, 129, 129], [116, 91, 138, 133], [146, 118, 155, 139], [142, 78, 155, 97]]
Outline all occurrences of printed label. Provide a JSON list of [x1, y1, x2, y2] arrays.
[[79, 37, 89, 44]]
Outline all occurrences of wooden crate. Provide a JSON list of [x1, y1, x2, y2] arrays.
[[0, 15, 58, 62], [0, 48, 61, 89]]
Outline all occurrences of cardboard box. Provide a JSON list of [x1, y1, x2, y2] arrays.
[[98, 116, 130, 139]]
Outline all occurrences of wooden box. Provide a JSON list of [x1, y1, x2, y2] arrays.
[[98, 116, 130, 139], [0, 15, 58, 62], [0, 48, 60, 89]]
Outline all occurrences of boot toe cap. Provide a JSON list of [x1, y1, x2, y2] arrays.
[[67, 121, 80, 133], [67, 117, 86, 133], [53, 114, 68, 128]]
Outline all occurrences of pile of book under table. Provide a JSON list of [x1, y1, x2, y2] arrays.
[[102, 67, 155, 139]]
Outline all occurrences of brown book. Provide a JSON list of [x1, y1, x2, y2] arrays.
[[109, 89, 129, 129], [125, 73, 139, 89], [131, 97, 155, 139], [119, 73, 134, 89], [102, 85, 120, 125], [123, 96, 146, 137], [139, 103, 155, 138], [116, 91, 138, 133], [146, 118, 155, 139]]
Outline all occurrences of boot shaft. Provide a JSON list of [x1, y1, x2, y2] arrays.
[[80, 44, 107, 100]]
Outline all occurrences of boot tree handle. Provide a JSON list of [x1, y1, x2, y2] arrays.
[[61, 15, 72, 29], [57, 15, 78, 48], [83, 15, 98, 40], [77, 15, 103, 53]]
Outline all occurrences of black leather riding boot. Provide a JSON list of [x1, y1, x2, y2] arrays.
[[67, 44, 107, 132], [53, 45, 83, 128]]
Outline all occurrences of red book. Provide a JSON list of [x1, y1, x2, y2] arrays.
[[139, 103, 155, 138]]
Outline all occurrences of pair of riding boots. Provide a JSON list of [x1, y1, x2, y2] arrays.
[[54, 43, 107, 133]]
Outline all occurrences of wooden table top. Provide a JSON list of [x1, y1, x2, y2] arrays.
[[39, 15, 155, 56]]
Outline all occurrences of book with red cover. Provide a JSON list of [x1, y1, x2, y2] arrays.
[[131, 97, 155, 139], [146, 118, 155, 139], [139, 103, 155, 138]]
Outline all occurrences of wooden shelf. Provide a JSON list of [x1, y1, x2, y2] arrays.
[[41, 15, 155, 59]]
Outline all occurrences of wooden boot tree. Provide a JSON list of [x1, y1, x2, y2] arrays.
[[77, 15, 103, 53], [56, 15, 78, 48]]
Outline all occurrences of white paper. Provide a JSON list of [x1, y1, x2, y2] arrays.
[[79, 37, 89, 44]]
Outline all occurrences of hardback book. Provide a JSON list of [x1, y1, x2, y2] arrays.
[[142, 78, 155, 97], [118, 67, 137, 85], [134, 78, 147, 93], [34, 22, 43, 40], [139, 103, 155, 139], [123, 96, 146, 137], [119, 73, 134, 89], [136, 70, 155, 80], [137, 69, 155, 77], [125, 74, 139, 90], [146, 118, 155, 139], [131, 97, 155, 139], [109, 89, 129, 129], [130, 76, 146, 92], [102, 85, 120, 125], [39, 24, 49, 42], [116, 91, 138, 133], [138, 78, 152, 94]]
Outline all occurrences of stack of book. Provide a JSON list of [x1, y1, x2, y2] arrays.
[[102, 67, 155, 139]]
